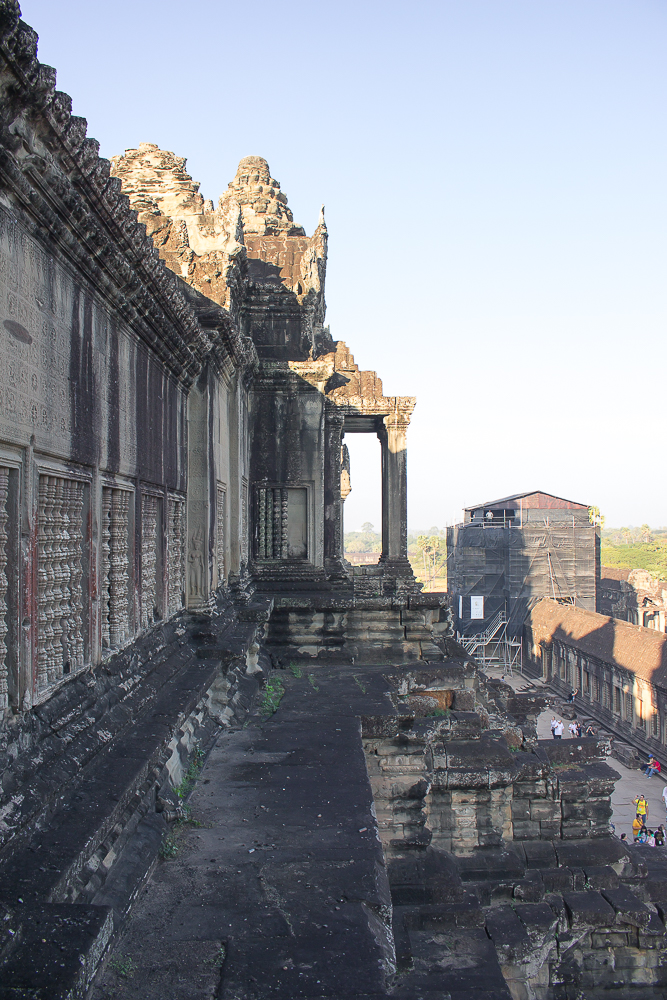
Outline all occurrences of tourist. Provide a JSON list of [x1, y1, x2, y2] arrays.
[[568, 721, 578, 738], [648, 830, 656, 846], [634, 794, 649, 824], [554, 719, 564, 739], [576, 722, 583, 737], [632, 816, 643, 841], [641, 755, 659, 778], [550, 716, 557, 736], [584, 723, 596, 737], [662, 784, 667, 818], [655, 826, 665, 847], [619, 832, 627, 843], [567, 689, 578, 703], [638, 826, 648, 844]]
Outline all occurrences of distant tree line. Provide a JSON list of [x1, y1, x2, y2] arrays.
[[600, 523, 667, 581]]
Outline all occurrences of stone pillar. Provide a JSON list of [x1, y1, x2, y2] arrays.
[[323, 405, 348, 584], [186, 370, 212, 609], [378, 410, 414, 584]]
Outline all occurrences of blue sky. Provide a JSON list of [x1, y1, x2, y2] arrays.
[[20, 0, 667, 529]]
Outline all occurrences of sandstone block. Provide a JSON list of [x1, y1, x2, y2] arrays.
[[530, 800, 560, 822], [485, 905, 532, 963], [538, 820, 562, 839], [512, 820, 541, 840], [521, 840, 558, 869], [602, 885, 652, 928], [511, 800, 531, 821], [639, 913, 667, 948], [563, 891, 616, 928], [583, 866, 620, 890], [591, 930, 631, 948]]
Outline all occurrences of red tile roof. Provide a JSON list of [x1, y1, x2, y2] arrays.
[[526, 598, 667, 686], [465, 491, 589, 512], [600, 566, 631, 582]]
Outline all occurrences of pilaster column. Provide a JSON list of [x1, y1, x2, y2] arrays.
[[186, 369, 212, 609], [323, 405, 348, 583]]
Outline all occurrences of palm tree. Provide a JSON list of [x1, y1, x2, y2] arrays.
[[588, 506, 605, 529], [428, 535, 442, 586], [417, 535, 431, 582]]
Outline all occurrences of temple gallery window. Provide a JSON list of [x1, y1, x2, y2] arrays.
[[625, 691, 633, 722], [614, 686, 622, 714]]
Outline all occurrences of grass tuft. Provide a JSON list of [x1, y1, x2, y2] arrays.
[[175, 745, 205, 801], [260, 677, 286, 715], [109, 955, 136, 979]]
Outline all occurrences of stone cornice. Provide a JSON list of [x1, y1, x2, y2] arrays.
[[0, 1, 225, 386], [178, 279, 258, 382]]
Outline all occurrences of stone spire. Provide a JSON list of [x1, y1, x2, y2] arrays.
[[217, 156, 305, 237]]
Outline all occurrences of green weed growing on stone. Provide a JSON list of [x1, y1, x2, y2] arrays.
[[353, 675, 367, 694], [427, 708, 450, 718], [175, 745, 205, 800], [260, 677, 285, 715], [158, 813, 204, 860], [109, 955, 136, 978], [205, 944, 227, 968], [288, 663, 303, 678], [308, 674, 319, 692], [159, 832, 180, 859]]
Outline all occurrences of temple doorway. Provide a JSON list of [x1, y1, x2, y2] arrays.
[[341, 433, 381, 566]]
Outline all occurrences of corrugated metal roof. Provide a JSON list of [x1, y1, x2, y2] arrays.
[[465, 491, 589, 511], [526, 598, 667, 686]]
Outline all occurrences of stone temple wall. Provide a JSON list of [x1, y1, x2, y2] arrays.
[[0, 1, 256, 721]]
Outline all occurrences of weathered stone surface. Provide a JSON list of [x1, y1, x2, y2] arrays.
[[563, 890, 617, 927]]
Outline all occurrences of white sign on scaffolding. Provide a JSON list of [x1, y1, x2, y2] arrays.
[[470, 596, 484, 620]]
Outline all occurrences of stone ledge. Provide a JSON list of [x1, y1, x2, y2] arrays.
[[0, 597, 265, 997]]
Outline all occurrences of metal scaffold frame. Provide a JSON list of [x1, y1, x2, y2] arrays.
[[457, 610, 523, 674]]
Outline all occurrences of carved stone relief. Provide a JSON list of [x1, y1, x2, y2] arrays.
[[140, 493, 161, 629], [37, 474, 86, 692], [167, 494, 185, 615], [188, 527, 205, 599], [0, 467, 9, 710], [101, 487, 132, 650], [216, 485, 226, 585], [241, 477, 248, 562]]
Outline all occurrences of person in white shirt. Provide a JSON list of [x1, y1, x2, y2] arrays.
[[554, 720, 564, 739], [550, 717, 557, 736], [662, 784, 667, 818], [568, 721, 578, 738]]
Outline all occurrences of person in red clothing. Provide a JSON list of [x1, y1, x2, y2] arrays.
[[642, 756, 661, 778]]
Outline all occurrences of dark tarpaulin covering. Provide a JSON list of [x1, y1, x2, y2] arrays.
[[458, 526, 524, 549]]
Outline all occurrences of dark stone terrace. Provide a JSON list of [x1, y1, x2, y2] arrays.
[[89, 663, 513, 1000]]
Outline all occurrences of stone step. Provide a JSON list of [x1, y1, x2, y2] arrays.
[[0, 902, 113, 1000]]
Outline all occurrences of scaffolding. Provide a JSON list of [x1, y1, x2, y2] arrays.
[[457, 609, 523, 674]]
